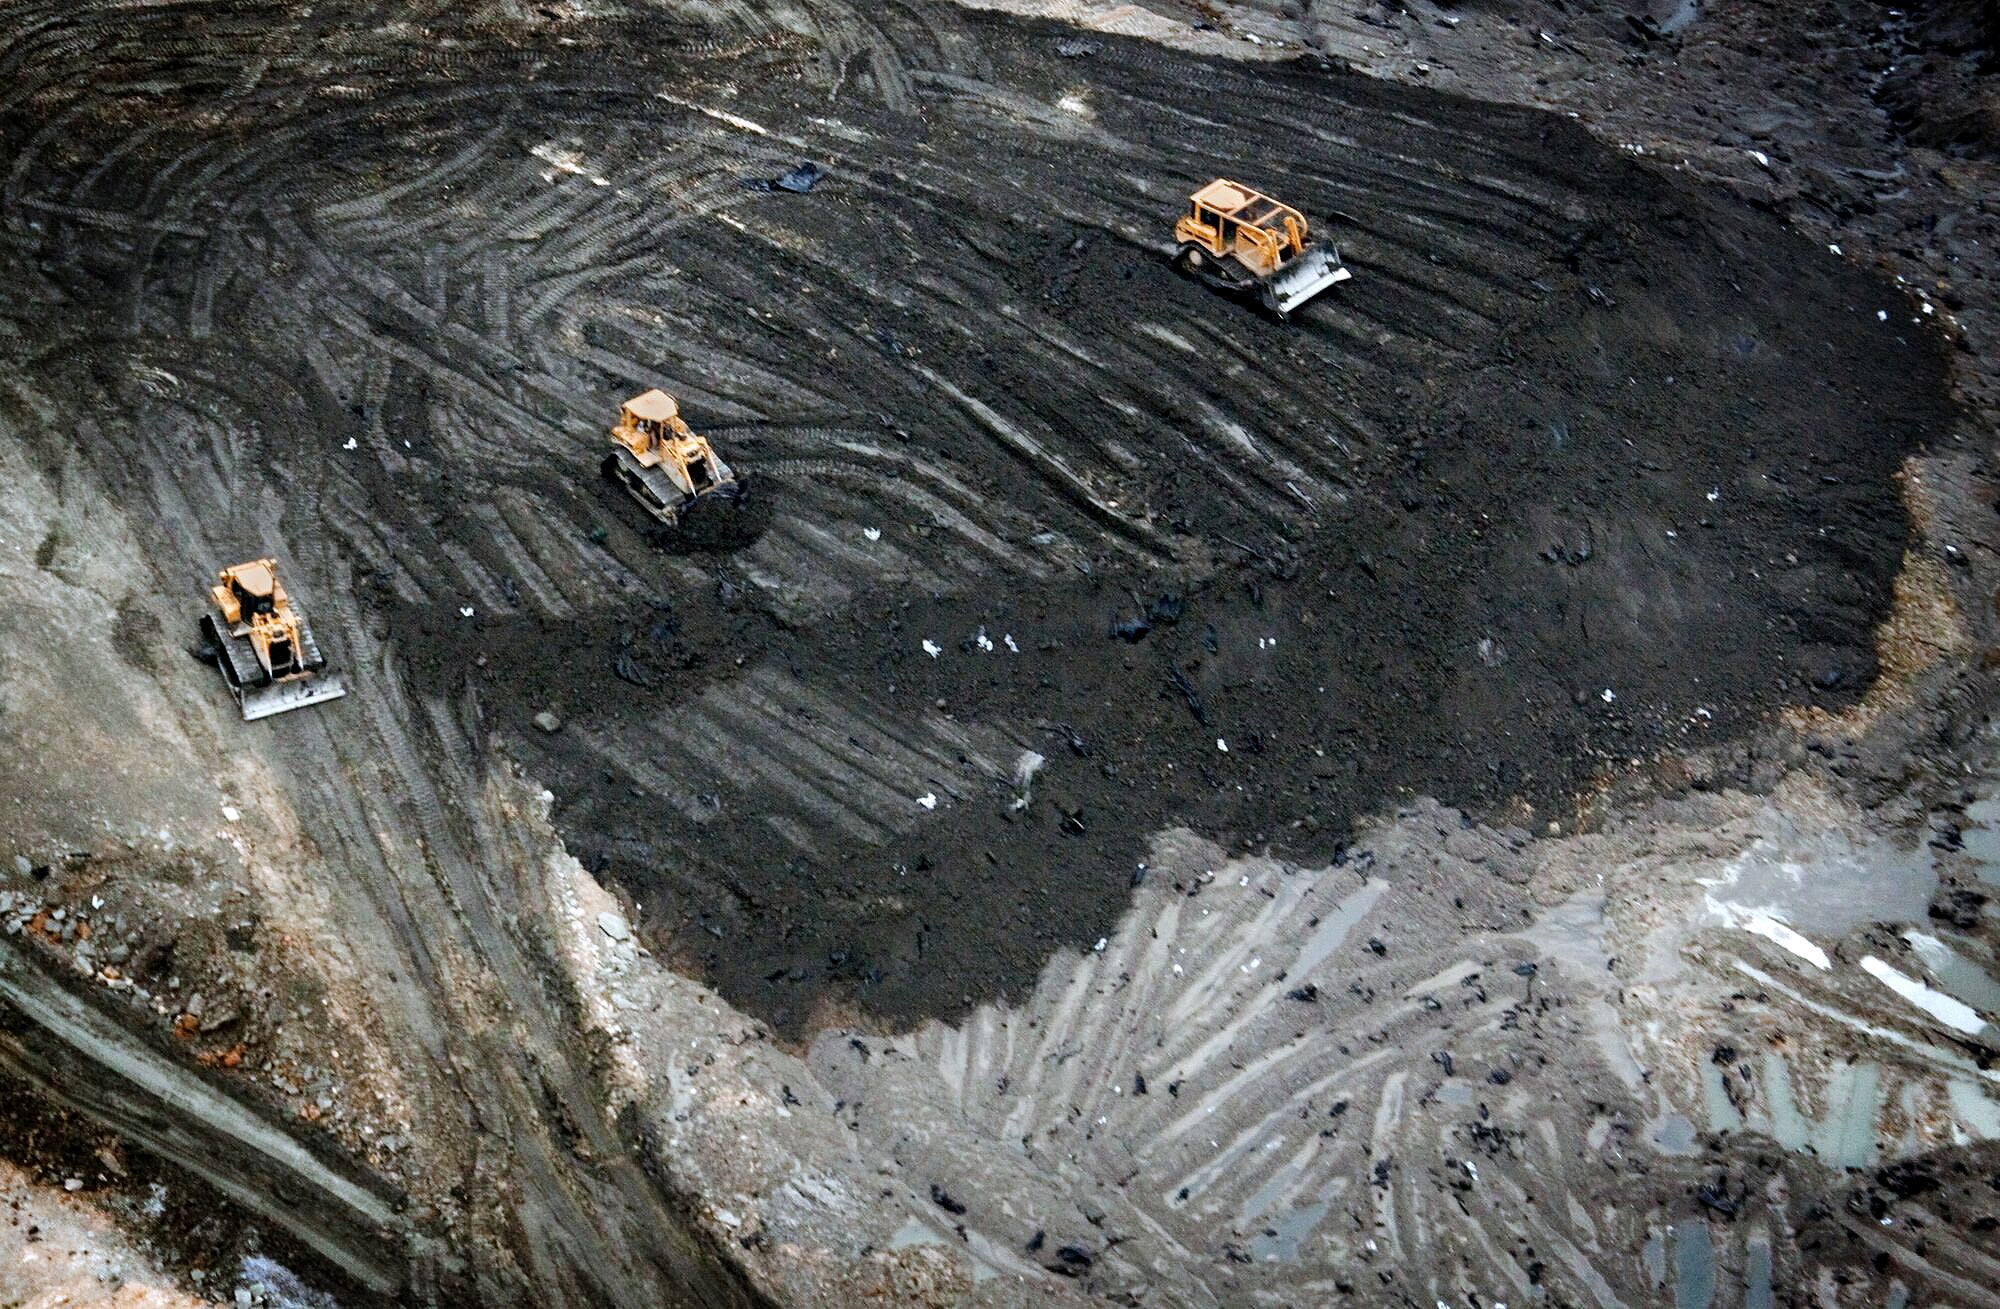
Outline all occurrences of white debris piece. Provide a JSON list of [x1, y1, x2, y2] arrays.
[[1093, 937, 1108, 952], [1740, 912, 1830, 969], [1747, 149, 1770, 168], [1216, 738, 1228, 752], [460, 606, 475, 618], [917, 793, 938, 810], [1601, 688, 1616, 703], [975, 627, 994, 652], [863, 527, 881, 541], [1004, 634, 1019, 653], [1706, 488, 1720, 502], [922, 639, 941, 658], [1828, 243, 1843, 255], [221, 805, 241, 823], [1010, 751, 1045, 811], [1860, 956, 1987, 1034], [1876, 309, 1888, 321], [342, 437, 358, 450]]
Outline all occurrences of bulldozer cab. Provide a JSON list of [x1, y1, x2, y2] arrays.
[[230, 562, 278, 612], [214, 558, 283, 626], [616, 390, 725, 485], [619, 389, 684, 448], [1181, 179, 1310, 276]]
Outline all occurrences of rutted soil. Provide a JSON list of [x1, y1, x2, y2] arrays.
[[1, 2, 1955, 1045]]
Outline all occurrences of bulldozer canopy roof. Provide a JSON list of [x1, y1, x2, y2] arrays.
[[1190, 178, 1300, 233], [624, 389, 680, 424], [226, 558, 278, 596]]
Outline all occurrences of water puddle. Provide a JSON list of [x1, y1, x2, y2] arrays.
[[1649, 1113, 1697, 1155], [1671, 1221, 1716, 1309], [1249, 1199, 1332, 1264], [1292, 877, 1388, 981], [1948, 1079, 2000, 1139], [1761, 1053, 1809, 1151], [1744, 1234, 1773, 1309], [1810, 1061, 1882, 1169], [1701, 823, 1933, 948], [889, 1217, 942, 1250], [1903, 931, 2000, 1017], [1642, 1229, 1668, 1288], [1961, 794, 2000, 886], [1743, 1054, 1883, 1166], [1860, 955, 1995, 1039], [1525, 891, 1614, 973]]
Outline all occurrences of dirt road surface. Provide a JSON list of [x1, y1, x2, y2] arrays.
[[0, 0, 1995, 1306]]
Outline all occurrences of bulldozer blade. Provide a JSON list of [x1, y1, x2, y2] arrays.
[[1264, 248, 1352, 316], [237, 674, 347, 721]]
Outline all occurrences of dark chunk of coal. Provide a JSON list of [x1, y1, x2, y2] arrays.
[[929, 1184, 967, 1215], [1876, 1160, 1940, 1199], [1168, 666, 1207, 724], [1288, 983, 1320, 1003], [1109, 615, 1151, 642], [775, 162, 826, 193], [1056, 1245, 1093, 1268], [1696, 1177, 1739, 1216], [1930, 889, 1988, 929]]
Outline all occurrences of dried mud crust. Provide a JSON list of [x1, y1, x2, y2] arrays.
[[1, 3, 1958, 1039]]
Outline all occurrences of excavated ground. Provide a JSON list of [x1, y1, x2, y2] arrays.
[[1, 2, 1994, 1307], [0, 1, 1952, 1038]]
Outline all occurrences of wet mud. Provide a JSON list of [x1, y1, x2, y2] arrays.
[[0, 2, 1957, 1039]]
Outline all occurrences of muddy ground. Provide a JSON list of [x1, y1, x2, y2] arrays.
[[0, 0, 1995, 1306]]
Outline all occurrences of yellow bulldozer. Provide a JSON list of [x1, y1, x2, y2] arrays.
[[197, 558, 346, 720], [605, 389, 740, 526], [1172, 178, 1351, 317]]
